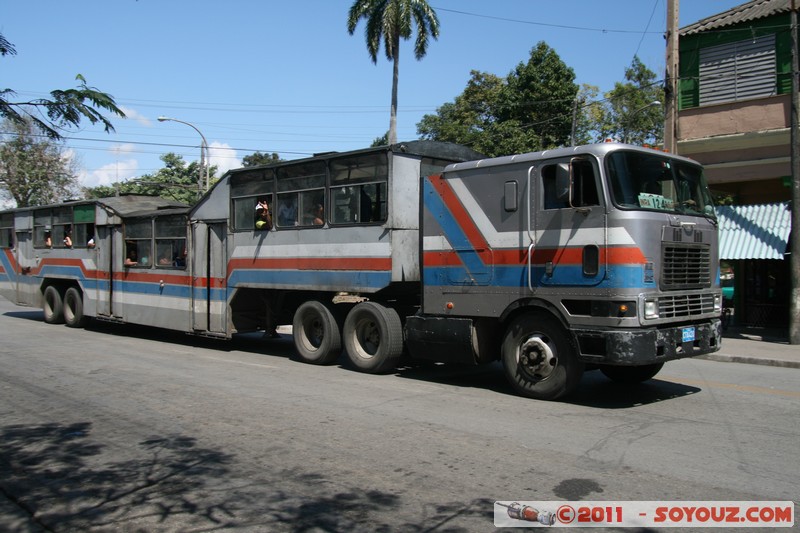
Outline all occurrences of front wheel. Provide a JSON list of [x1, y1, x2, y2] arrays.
[[600, 363, 664, 384], [501, 312, 583, 400], [292, 300, 342, 365], [343, 302, 403, 374], [43, 286, 64, 324], [63, 287, 88, 328]]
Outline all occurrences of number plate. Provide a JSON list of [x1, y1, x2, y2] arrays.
[[682, 327, 696, 343]]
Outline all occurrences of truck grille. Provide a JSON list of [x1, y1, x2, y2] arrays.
[[658, 293, 716, 318], [662, 244, 711, 289]]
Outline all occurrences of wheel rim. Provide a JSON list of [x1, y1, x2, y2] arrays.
[[517, 334, 557, 381], [300, 315, 324, 351], [353, 317, 380, 359]]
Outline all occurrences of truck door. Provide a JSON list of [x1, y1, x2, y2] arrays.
[[191, 221, 227, 334], [533, 157, 606, 288]]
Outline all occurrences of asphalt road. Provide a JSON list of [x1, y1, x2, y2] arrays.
[[0, 299, 797, 532]]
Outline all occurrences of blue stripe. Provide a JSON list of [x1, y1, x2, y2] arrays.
[[423, 178, 487, 275], [229, 269, 392, 290], [425, 264, 652, 289]]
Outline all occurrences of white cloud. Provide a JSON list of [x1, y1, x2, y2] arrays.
[[208, 142, 240, 176], [79, 159, 140, 189], [119, 106, 151, 127]]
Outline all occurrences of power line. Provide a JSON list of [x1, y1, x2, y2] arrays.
[[433, 6, 663, 34]]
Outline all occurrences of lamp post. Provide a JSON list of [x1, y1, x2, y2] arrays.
[[157, 116, 210, 193], [623, 100, 661, 144]]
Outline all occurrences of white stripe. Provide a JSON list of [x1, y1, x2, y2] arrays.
[[232, 241, 391, 259], [442, 177, 636, 248]]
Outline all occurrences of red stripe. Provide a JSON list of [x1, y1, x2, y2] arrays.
[[28, 257, 101, 279], [427, 175, 491, 258], [425, 246, 646, 266]]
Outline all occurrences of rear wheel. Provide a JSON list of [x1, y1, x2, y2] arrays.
[[63, 287, 88, 328], [292, 300, 342, 364], [600, 363, 664, 383], [43, 286, 64, 324], [343, 302, 403, 374], [501, 312, 583, 400]]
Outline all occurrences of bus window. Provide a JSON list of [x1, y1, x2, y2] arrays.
[[52, 207, 72, 248], [72, 205, 96, 249], [125, 219, 152, 267], [0, 213, 13, 248], [233, 195, 273, 230], [34, 209, 52, 248], [155, 215, 187, 268], [277, 161, 326, 228], [231, 169, 275, 231], [329, 153, 387, 225]]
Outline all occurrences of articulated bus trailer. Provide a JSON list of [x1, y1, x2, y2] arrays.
[[0, 141, 721, 400]]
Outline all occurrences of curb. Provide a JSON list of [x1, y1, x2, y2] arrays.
[[698, 353, 800, 369]]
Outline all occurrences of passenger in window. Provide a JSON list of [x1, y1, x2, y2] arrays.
[[124, 242, 138, 267], [87, 236, 96, 249], [174, 247, 187, 267], [255, 200, 272, 230], [360, 188, 373, 222], [311, 204, 324, 226], [44, 228, 52, 248], [278, 197, 297, 226], [63, 226, 73, 248]]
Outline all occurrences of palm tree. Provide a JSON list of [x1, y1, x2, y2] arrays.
[[347, 0, 440, 145]]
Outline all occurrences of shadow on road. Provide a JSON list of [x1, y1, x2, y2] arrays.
[[8, 312, 703, 410], [3, 310, 46, 322], [0, 421, 493, 532]]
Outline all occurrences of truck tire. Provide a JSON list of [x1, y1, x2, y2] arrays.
[[501, 312, 584, 400], [63, 287, 88, 328], [292, 300, 342, 365], [600, 363, 663, 384], [343, 301, 403, 374], [43, 286, 64, 324]]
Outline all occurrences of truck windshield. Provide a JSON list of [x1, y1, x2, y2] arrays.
[[606, 150, 715, 217]]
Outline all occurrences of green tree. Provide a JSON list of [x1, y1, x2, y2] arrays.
[[84, 153, 216, 205], [1, 33, 125, 140], [417, 43, 579, 157], [347, 0, 440, 145], [371, 132, 389, 147], [242, 151, 282, 167], [570, 84, 601, 146], [496, 42, 579, 150], [0, 118, 80, 207], [417, 71, 505, 155], [594, 56, 664, 145]]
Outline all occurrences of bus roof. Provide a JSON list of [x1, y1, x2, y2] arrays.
[[226, 141, 485, 175], [0, 195, 188, 218]]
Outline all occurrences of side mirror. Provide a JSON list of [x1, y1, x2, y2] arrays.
[[555, 163, 571, 203]]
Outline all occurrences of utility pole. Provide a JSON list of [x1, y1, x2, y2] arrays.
[[790, 0, 800, 344], [664, 0, 679, 153]]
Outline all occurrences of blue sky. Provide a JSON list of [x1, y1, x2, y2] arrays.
[[3, 0, 744, 192]]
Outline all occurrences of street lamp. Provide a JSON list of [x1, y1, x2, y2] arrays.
[[623, 101, 661, 144], [157, 116, 210, 193]]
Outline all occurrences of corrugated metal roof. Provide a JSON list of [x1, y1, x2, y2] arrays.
[[715, 202, 791, 260], [681, 0, 792, 36]]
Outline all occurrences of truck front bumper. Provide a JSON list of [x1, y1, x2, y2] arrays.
[[572, 318, 722, 366]]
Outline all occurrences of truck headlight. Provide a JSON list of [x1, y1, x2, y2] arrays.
[[644, 299, 659, 319], [714, 294, 722, 312]]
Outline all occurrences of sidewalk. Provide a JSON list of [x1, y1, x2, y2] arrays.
[[699, 327, 800, 369]]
